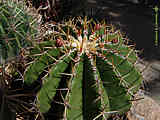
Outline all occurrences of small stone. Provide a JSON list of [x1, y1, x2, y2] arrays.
[[127, 94, 160, 120], [151, 62, 160, 71]]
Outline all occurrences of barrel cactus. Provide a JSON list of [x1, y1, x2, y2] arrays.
[[0, 1, 40, 119], [24, 17, 142, 119], [0, 0, 39, 64]]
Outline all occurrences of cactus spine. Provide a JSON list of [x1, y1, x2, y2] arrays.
[[24, 16, 142, 119], [0, 0, 39, 64], [0, 0, 40, 119]]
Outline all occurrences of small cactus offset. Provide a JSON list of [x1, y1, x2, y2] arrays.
[[24, 17, 142, 119], [0, 0, 38, 63]]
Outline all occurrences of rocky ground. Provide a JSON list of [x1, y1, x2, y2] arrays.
[[127, 93, 160, 120], [127, 59, 160, 120]]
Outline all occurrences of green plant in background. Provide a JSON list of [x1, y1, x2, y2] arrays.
[[0, 0, 41, 120], [0, 0, 39, 64], [24, 16, 142, 119]]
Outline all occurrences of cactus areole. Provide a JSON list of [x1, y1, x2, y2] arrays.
[[24, 17, 142, 119]]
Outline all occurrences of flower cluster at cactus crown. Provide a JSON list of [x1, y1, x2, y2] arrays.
[[44, 17, 130, 59]]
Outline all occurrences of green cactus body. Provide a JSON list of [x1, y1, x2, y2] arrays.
[[0, 1, 40, 119], [0, 0, 38, 63], [24, 17, 142, 119]]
